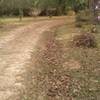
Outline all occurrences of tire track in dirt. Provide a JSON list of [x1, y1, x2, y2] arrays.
[[0, 19, 65, 100]]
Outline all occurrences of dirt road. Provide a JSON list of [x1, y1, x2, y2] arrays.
[[0, 19, 65, 100]]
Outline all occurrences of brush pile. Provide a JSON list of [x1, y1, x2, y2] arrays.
[[71, 33, 97, 48]]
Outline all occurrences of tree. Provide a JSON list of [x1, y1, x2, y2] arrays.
[[33, 0, 67, 16], [0, 0, 33, 20], [71, 0, 86, 12], [0, 0, 88, 17]]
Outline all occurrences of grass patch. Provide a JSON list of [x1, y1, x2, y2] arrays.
[[0, 16, 68, 37], [0, 17, 32, 37]]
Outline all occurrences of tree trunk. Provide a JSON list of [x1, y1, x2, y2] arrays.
[[19, 8, 23, 21], [57, 6, 62, 16]]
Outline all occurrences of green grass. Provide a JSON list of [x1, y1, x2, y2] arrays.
[[0, 17, 32, 36], [0, 17, 32, 37], [0, 16, 68, 37], [0, 16, 68, 23], [0, 16, 46, 37]]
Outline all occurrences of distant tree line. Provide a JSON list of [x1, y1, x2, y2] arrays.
[[0, 0, 93, 17]]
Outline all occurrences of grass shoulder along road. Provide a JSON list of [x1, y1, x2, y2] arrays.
[[24, 19, 100, 100], [0, 16, 69, 37]]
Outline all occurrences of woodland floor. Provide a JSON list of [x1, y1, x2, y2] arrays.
[[25, 17, 100, 100], [0, 16, 100, 100]]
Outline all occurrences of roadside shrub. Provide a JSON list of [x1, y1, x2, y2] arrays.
[[67, 10, 75, 16], [82, 24, 98, 33], [75, 10, 94, 28], [76, 10, 93, 22], [71, 33, 97, 48]]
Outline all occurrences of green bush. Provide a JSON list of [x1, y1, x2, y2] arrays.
[[76, 10, 93, 22], [82, 24, 97, 33], [67, 10, 75, 16]]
